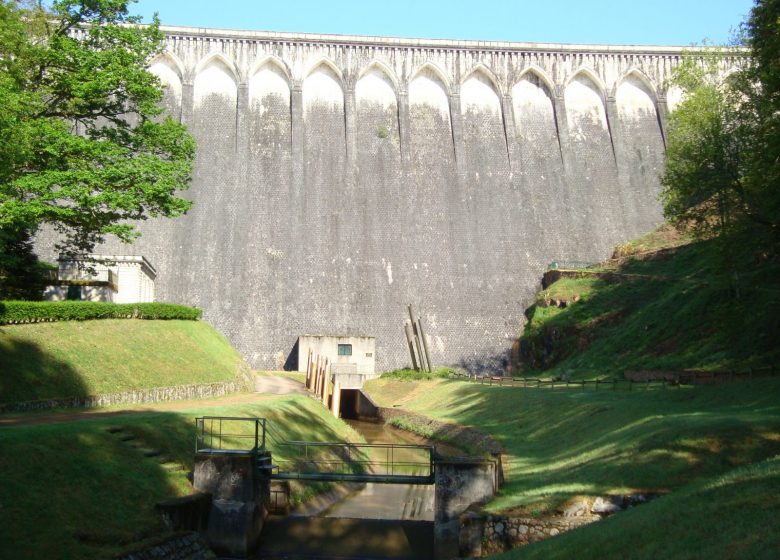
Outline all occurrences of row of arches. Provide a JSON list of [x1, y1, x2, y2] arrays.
[[149, 51, 671, 107], [152, 53, 666, 149]]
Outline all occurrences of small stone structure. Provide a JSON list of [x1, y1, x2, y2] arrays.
[[434, 459, 501, 560], [43, 254, 156, 303], [298, 335, 376, 376], [192, 451, 270, 558]]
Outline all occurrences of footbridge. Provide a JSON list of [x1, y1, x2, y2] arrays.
[[195, 416, 435, 485]]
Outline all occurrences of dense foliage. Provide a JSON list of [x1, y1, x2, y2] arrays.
[[662, 0, 780, 262], [0, 0, 194, 296], [0, 300, 202, 323]]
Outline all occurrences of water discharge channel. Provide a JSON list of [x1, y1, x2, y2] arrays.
[[255, 419, 464, 559]]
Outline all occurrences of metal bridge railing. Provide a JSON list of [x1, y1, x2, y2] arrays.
[[195, 416, 266, 453], [194, 417, 435, 483], [272, 441, 434, 482]]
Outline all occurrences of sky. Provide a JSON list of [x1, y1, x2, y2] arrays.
[[131, 0, 755, 46]]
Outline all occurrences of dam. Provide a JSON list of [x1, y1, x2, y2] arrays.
[[41, 26, 684, 372]]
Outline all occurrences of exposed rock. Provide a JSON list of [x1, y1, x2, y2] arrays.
[[591, 496, 623, 514], [563, 499, 590, 517]]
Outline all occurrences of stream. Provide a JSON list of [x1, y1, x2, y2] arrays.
[[255, 418, 460, 559], [319, 419, 440, 521]]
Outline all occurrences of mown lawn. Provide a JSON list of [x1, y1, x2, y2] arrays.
[[497, 455, 780, 560], [364, 378, 780, 516], [0, 394, 359, 560], [518, 237, 780, 377], [365, 378, 780, 557], [0, 319, 244, 403]]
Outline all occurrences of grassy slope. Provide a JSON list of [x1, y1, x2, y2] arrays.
[[0, 319, 244, 402], [497, 455, 780, 560], [0, 395, 359, 560], [363, 378, 780, 519], [519, 229, 780, 378]]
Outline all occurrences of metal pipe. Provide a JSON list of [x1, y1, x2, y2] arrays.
[[404, 322, 419, 371], [416, 317, 433, 372], [408, 305, 427, 372]]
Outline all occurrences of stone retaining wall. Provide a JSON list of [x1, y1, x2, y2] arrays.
[[460, 513, 600, 557], [0, 379, 248, 414], [116, 532, 215, 560]]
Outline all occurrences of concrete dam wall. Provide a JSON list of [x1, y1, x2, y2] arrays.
[[43, 27, 683, 372]]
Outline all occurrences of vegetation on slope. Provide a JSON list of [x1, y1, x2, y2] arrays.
[[363, 377, 780, 519], [516, 225, 780, 378], [380, 367, 456, 381], [0, 395, 359, 560], [0, 319, 244, 403], [497, 455, 780, 560]]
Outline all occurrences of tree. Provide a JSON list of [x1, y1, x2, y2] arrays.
[[661, 0, 780, 258], [661, 51, 743, 241], [0, 0, 194, 274]]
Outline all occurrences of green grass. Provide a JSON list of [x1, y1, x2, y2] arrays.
[[536, 277, 601, 305], [0, 319, 245, 403], [0, 395, 359, 560], [497, 455, 780, 560], [518, 237, 780, 377], [611, 222, 695, 258], [363, 378, 780, 518]]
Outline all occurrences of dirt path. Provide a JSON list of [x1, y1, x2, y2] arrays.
[[0, 375, 308, 428]]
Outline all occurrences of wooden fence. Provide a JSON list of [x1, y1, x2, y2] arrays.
[[450, 364, 777, 391]]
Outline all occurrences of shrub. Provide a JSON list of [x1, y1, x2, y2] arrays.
[[0, 301, 201, 324], [380, 367, 456, 381]]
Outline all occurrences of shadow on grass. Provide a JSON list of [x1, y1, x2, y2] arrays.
[[0, 334, 89, 404], [0, 394, 354, 559], [497, 455, 780, 560], [521, 240, 780, 376], [412, 378, 780, 515]]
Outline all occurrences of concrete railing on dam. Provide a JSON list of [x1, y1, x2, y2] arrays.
[[38, 27, 726, 373]]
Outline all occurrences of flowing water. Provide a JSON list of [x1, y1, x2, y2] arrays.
[[255, 419, 461, 559]]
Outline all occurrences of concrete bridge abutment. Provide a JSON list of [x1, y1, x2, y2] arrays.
[[193, 451, 271, 558]]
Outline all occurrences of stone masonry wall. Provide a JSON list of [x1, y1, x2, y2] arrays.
[[460, 513, 600, 557], [0, 379, 247, 413], [117, 532, 215, 560], [36, 28, 704, 373]]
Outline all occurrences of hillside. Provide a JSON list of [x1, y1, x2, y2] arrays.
[[0, 395, 360, 559], [0, 319, 245, 403], [363, 377, 780, 558], [514, 224, 780, 378]]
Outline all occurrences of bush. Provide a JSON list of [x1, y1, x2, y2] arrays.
[[0, 301, 201, 324], [380, 367, 456, 381]]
